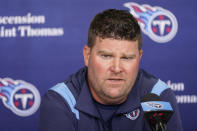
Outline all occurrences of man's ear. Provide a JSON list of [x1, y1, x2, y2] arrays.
[[83, 45, 90, 67], [139, 49, 143, 60]]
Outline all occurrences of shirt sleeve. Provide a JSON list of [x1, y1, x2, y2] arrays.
[[160, 88, 183, 131], [38, 90, 76, 131]]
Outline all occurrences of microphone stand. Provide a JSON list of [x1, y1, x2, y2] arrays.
[[154, 121, 166, 131]]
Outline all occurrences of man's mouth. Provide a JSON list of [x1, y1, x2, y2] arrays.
[[107, 78, 125, 84], [108, 78, 123, 81]]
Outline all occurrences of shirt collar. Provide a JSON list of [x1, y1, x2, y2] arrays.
[[75, 68, 101, 118]]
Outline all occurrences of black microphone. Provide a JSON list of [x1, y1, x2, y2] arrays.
[[140, 93, 174, 131]]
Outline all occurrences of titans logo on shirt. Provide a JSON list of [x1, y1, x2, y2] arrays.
[[124, 2, 178, 43], [125, 108, 140, 120], [0, 78, 41, 117]]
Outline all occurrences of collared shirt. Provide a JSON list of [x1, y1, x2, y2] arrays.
[[38, 67, 183, 131]]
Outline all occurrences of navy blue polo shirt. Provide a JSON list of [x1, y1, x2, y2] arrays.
[[38, 67, 183, 131]]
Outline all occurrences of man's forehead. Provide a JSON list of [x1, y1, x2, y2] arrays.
[[96, 48, 138, 58], [95, 36, 139, 44], [94, 37, 138, 48]]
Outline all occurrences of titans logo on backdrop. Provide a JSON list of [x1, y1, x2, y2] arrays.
[[124, 2, 178, 43], [0, 78, 40, 117]]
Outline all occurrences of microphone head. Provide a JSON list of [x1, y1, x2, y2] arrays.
[[140, 93, 174, 131], [140, 93, 161, 102], [140, 93, 173, 112]]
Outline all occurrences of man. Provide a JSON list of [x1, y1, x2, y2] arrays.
[[39, 9, 182, 131]]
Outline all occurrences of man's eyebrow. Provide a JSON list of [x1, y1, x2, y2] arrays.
[[123, 54, 136, 57], [97, 50, 112, 54], [121, 52, 136, 57], [97, 50, 137, 57]]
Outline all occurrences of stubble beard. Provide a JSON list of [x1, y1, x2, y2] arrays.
[[89, 78, 132, 105]]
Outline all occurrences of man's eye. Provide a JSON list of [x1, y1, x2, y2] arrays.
[[102, 55, 112, 58], [122, 57, 132, 60]]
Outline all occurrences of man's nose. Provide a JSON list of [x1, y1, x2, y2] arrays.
[[110, 58, 122, 74]]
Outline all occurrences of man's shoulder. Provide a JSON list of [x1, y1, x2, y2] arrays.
[[139, 69, 158, 82], [138, 69, 158, 93], [42, 67, 87, 107], [41, 86, 71, 111], [65, 67, 87, 88], [51, 67, 87, 98], [138, 69, 171, 97]]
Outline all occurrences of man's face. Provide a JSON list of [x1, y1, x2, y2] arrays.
[[83, 37, 143, 105]]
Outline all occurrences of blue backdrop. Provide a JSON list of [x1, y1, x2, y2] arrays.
[[0, 0, 196, 130]]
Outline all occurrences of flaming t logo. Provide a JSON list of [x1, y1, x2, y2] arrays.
[[124, 2, 178, 43], [0, 78, 40, 117]]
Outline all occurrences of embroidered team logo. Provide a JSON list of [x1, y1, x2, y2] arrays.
[[124, 2, 178, 43], [0, 78, 41, 117], [125, 108, 140, 120]]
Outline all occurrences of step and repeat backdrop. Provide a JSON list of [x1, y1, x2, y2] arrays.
[[0, 0, 196, 130]]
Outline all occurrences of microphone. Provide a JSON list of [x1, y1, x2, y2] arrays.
[[140, 93, 174, 131]]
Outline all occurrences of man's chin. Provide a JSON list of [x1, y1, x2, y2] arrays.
[[103, 93, 127, 104]]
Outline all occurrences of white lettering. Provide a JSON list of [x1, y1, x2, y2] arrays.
[[18, 26, 64, 37], [0, 13, 64, 38], [0, 13, 45, 25], [167, 80, 184, 91], [18, 26, 29, 37], [0, 26, 17, 37], [176, 95, 197, 103]]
